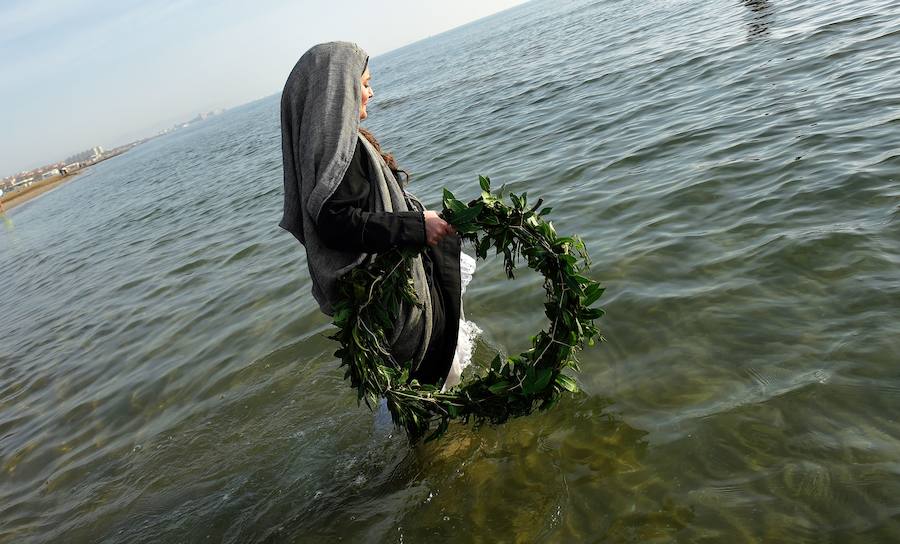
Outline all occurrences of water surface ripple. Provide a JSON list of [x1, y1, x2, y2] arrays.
[[2, 0, 899, 541]]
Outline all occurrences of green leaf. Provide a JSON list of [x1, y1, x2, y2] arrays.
[[506, 356, 516, 373], [442, 188, 466, 213], [488, 381, 510, 395], [479, 175, 491, 192], [573, 274, 591, 286], [523, 367, 553, 395], [555, 374, 579, 392], [533, 368, 553, 391], [581, 307, 605, 320], [510, 192, 523, 210], [477, 236, 492, 258], [583, 283, 605, 306], [447, 202, 483, 228], [442, 187, 457, 205], [489, 354, 502, 372], [333, 307, 351, 326]]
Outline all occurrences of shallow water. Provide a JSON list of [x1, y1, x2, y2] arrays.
[[2, 0, 899, 541]]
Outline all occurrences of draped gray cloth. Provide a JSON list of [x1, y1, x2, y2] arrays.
[[279, 41, 432, 368]]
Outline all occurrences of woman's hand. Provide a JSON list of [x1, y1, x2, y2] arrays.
[[423, 210, 456, 246]]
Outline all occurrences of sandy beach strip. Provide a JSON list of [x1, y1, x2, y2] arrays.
[[1, 173, 80, 211]]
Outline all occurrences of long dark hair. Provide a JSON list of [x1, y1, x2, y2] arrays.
[[358, 127, 410, 184]]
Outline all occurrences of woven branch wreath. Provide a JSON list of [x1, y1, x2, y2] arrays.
[[330, 176, 605, 442]]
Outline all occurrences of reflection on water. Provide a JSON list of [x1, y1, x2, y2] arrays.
[[741, 0, 775, 39], [1, 211, 12, 231]]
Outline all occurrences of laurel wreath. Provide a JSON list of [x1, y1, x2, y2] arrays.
[[330, 176, 605, 442]]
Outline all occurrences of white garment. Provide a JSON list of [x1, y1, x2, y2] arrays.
[[441, 251, 481, 392]]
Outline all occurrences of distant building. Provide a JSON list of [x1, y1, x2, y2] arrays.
[[65, 146, 104, 164]]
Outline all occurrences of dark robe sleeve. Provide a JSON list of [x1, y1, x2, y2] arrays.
[[317, 140, 426, 252]]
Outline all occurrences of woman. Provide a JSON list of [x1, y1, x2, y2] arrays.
[[279, 41, 475, 389]]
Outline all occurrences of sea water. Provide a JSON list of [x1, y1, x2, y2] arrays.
[[2, 0, 899, 541]]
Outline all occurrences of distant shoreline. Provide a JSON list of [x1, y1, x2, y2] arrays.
[[1, 172, 81, 211], [0, 147, 138, 213]]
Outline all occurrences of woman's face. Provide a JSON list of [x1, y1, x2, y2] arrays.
[[359, 67, 374, 120]]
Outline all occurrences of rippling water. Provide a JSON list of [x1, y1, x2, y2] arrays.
[[2, 0, 899, 541]]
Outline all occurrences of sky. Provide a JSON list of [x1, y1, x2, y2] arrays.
[[0, 0, 527, 177]]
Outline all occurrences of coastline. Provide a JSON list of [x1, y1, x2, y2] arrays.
[[1, 145, 140, 213], [1, 172, 81, 212]]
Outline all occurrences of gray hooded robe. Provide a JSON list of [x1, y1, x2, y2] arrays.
[[279, 41, 433, 368]]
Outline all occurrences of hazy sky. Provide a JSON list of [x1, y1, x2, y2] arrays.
[[0, 0, 527, 177]]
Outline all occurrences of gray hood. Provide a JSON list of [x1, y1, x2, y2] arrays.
[[279, 41, 367, 242]]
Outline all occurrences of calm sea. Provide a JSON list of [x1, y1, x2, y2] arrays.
[[2, 0, 899, 541]]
